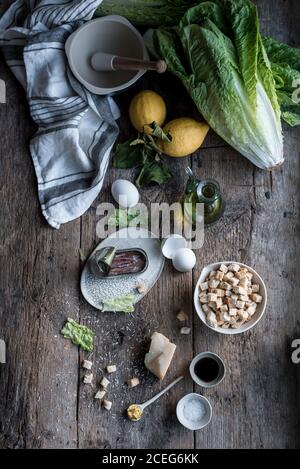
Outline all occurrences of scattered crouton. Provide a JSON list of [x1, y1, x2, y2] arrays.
[[82, 360, 93, 370], [127, 377, 140, 388], [102, 400, 112, 411], [100, 377, 110, 388], [136, 282, 147, 294], [180, 327, 191, 335], [83, 373, 93, 385], [177, 310, 189, 322], [95, 390, 106, 400]]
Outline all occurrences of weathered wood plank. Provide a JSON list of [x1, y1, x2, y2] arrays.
[[77, 105, 195, 448], [191, 147, 255, 449], [192, 0, 300, 450], [248, 133, 300, 449], [0, 17, 81, 448]]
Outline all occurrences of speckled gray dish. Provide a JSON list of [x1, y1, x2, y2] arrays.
[[80, 228, 165, 310]]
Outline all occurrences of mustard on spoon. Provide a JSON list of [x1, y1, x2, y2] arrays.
[[127, 376, 184, 421]]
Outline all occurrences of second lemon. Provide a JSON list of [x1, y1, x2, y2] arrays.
[[158, 118, 210, 157]]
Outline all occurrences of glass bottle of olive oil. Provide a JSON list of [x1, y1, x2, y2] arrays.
[[183, 167, 225, 226]]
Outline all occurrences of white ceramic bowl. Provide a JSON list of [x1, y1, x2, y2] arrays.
[[176, 393, 212, 431], [194, 261, 267, 335], [65, 16, 148, 95]]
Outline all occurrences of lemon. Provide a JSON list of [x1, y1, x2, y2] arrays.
[[159, 118, 210, 157], [129, 90, 167, 134]]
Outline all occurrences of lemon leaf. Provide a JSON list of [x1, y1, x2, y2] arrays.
[[148, 121, 172, 142], [135, 159, 172, 187], [113, 139, 144, 169], [130, 138, 145, 146]]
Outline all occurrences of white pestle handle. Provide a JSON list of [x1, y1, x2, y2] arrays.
[[139, 376, 184, 411], [90, 52, 167, 74]]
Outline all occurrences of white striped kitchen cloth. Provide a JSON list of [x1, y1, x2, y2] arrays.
[[0, 0, 119, 229]]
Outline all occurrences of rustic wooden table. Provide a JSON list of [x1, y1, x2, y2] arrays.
[[0, 0, 299, 450]]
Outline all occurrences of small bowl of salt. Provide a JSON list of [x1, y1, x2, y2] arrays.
[[176, 393, 212, 431]]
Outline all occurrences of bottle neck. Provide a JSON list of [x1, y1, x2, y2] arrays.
[[185, 167, 200, 194], [197, 179, 221, 203]]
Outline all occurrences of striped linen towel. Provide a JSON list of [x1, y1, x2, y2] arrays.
[[0, 0, 119, 229]]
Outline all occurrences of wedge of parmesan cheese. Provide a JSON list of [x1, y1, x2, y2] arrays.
[[144, 332, 176, 380]]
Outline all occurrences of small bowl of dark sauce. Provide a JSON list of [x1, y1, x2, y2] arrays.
[[190, 352, 226, 388]]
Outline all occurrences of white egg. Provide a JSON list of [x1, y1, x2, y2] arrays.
[[161, 235, 187, 259], [111, 179, 139, 208], [172, 248, 196, 273]]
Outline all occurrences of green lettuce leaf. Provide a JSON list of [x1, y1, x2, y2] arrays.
[[181, 1, 229, 34], [61, 318, 95, 352], [101, 294, 135, 313], [108, 208, 146, 228], [153, 28, 188, 79], [224, 0, 259, 110], [95, 0, 198, 27], [263, 36, 300, 126], [263, 36, 300, 70], [257, 37, 281, 124]]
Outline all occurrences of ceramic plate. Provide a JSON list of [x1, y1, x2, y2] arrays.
[[80, 227, 165, 310]]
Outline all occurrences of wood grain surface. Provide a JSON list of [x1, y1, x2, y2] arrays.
[[0, 0, 299, 449]]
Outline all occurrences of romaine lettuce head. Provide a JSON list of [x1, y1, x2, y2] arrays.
[[153, 0, 284, 169]]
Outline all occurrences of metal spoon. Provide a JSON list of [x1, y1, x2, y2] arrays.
[[127, 375, 184, 421]]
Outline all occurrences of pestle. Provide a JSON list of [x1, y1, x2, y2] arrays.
[[90, 52, 167, 74]]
